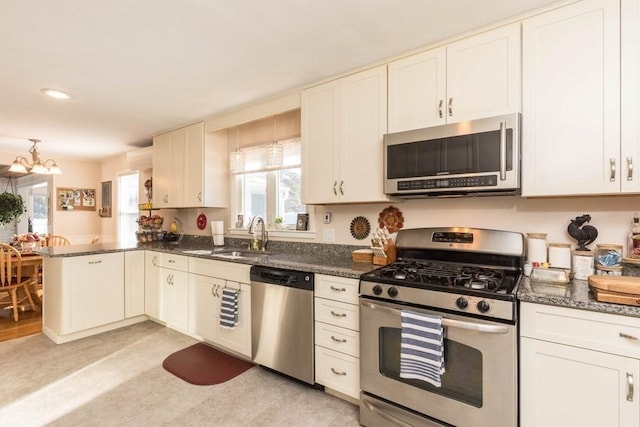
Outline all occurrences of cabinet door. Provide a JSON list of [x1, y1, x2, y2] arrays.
[[183, 122, 205, 207], [144, 251, 160, 319], [522, 0, 620, 196], [189, 273, 224, 342], [124, 250, 145, 318], [64, 253, 125, 334], [388, 47, 446, 132], [301, 80, 340, 204], [339, 65, 388, 203], [446, 23, 521, 123], [216, 281, 251, 358], [159, 267, 189, 332], [152, 132, 171, 207], [621, 0, 640, 193], [521, 337, 640, 427]]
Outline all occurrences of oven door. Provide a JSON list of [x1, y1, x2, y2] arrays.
[[360, 297, 517, 427]]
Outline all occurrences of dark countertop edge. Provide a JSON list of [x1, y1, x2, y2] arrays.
[[38, 243, 372, 279], [43, 244, 640, 317], [517, 278, 640, 319]]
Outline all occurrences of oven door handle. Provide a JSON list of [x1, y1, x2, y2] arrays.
[[361, 300, 510, 334], [361, 397, 414, 427]]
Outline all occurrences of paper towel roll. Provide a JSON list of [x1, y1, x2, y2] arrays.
[[213, 234, 224, 246], [211, 221, 224, 235]]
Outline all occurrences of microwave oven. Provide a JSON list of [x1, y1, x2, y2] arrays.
[[383, 113, 521, 198]]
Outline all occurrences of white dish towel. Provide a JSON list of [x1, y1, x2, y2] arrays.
[[220, 288, 239, 329], [399, 310, 445, 387]]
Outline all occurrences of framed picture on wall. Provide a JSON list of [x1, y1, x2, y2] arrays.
[[57, 187, 96, 211], [296, 213, 309, 231]]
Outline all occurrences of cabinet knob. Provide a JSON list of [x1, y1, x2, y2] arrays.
[[438, 99, 444, 118], [339, 180, 344, 195], [628, 157, 634, 181], [627, 373, 634, 402], [448, 97, 453, 117], [333, 181, 337, 196]]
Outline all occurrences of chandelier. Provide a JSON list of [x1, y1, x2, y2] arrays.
[[9, 139, 62, 174]]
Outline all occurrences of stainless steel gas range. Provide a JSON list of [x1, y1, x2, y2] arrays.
[[359, 227, 524, 427]]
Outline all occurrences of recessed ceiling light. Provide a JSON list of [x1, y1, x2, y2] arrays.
[[41, 88, 72, 99]]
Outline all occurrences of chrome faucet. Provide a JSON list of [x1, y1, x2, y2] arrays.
[[248, 215, 269, 251]]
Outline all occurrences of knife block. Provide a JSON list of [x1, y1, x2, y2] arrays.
[[373, 242, 397, 266]]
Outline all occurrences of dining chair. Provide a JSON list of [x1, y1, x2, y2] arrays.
[[0, 243, 37, 321], [45, 235, 70, 246]]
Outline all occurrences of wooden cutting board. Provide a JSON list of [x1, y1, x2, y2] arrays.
[[588, 275, 640, 295], [591, 288, 640, 306]]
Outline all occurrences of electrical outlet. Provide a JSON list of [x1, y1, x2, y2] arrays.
[[323, 212, 332, 224], [323, 228, 335, 243]]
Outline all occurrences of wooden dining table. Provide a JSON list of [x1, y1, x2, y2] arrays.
[[16, 251, 44, 304]]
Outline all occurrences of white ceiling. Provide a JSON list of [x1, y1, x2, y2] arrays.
[[0, 0, 560, 161]]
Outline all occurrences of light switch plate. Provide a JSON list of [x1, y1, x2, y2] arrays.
[[323, 212, 332, 224], [323, 228, 335, 243]]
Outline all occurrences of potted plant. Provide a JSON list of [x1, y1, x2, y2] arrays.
[[0, 192, 26, 226], [274, 216, 284, 230]]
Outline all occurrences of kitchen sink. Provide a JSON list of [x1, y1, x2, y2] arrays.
[[181, 249, 214, 255], [214, 250, 272, 260]]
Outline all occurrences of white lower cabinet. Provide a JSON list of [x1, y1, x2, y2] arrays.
[[314, 274, 360, 400], [124, 250, 145, 318], [520, 302, 640, 427], [145, 252, 190, 333], [188, 258, 251, 358], [44, 252, 125, 336]]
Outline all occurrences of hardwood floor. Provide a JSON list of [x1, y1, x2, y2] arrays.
[[0, 306, 42, 343]]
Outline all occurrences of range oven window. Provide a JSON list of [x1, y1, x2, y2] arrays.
[[387, 129, 513, 179], [378, 327, 483, 408]]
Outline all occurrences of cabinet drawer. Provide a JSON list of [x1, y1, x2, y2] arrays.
[[156, 252, 188, 271], [315, 274, 359, 305], [315, 321, 359, 357], [315, 346, 360, 399], [314, 297, 359, 331], [188, 257, 250, 283], [520, 302, 640, 358]]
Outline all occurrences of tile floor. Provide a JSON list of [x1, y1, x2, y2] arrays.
[[0, 321, 360, 426]]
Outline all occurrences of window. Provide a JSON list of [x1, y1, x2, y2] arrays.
[[118, 172, 139, 244], [231, 138, 305, 229]]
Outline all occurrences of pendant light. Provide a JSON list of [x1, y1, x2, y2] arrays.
[[266, 115, 283, 169], [229, 126, 245, 173]]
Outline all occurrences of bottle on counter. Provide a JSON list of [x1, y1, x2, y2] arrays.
[[630, 213, 640, 259]]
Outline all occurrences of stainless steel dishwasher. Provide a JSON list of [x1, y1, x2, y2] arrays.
[[250, 265, 315, 384]]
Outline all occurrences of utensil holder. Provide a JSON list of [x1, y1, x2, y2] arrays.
[[372, 242, 397, 266]]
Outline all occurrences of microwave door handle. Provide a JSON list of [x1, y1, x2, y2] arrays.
[[361, 300, 509, 334], [499, 121, 507, 181]]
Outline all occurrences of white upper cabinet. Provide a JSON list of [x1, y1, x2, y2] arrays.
[[302, 65, 389, 204], [622, 0, 640, 193], [388, 23, 521, 133], [521, 0, 622, 196], [153, 122, 227, 208]]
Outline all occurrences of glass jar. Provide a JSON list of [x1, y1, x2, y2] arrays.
[[595, 244, 623, 267], [526, 233, 548, 264]]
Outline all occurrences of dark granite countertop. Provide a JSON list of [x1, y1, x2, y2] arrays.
[[37, 239, 376, 280], [43, 239, 640, 317], [517, 277, 640, 319]]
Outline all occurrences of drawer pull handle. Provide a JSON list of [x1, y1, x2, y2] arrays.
[[330, 286, 346, 292], [619, 332, 639, 341], [330, 335, 347, 343], [168, 259, 176, 264], [330, 310, 346, 318], [628, 373, 634, 402], [330, 368, 347, 376], [88, 260, 102, 265]]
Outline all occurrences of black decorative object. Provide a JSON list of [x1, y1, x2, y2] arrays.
[[568, 214, 598, 251]]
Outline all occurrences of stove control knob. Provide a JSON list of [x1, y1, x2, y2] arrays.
[[372, 285, 383, 296], [455, 297, 468, 309], [387, 287, 399, 298], [477, 300, 491, 313]]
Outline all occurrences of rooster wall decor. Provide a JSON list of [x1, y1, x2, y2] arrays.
[[568, 214, 598, 251]]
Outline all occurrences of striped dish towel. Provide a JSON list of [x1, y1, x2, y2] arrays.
[[219, 288, 239, 329], [399, 310, 445, 387]]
